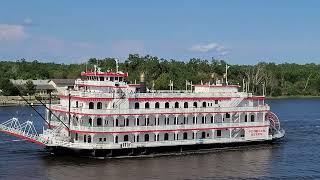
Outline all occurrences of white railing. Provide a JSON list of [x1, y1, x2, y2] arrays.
[[0, 118, 44, 143], [59, 90, 252, 100], [51, 104, 270, 116]]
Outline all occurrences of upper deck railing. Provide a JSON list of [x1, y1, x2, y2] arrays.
[[50, 104, 270, 116], [59, 90, 254, 99]]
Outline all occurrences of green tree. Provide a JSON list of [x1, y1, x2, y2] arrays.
[[25, 80, 36, 95]]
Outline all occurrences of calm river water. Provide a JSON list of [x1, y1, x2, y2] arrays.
[[0, 98, 320, 180]]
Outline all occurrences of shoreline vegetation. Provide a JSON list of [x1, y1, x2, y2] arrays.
[[1, 54, 320, 98], [0, 96, 59, 106], [267, 95, 320, 99]]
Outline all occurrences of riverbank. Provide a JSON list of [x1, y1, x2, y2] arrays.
[[266, 95, 320, 99]]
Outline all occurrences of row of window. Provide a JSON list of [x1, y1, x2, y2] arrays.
[[88, 102, 103, 109], [134, 101, 219, 109], [78, 131, 219, 143], [87, 76, 124, 82], [80, 100, 220, 110], [84, 114, 255, 127]]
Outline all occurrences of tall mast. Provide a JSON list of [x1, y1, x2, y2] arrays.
[[225, 64, 230, 85], [115, 59, 119, 72]]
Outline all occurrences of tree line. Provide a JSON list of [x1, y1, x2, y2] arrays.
[[1, 54, 320, 97]]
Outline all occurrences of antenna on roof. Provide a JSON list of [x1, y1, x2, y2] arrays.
[[115, 59, 119, 72], [225, 64, 230, 85]]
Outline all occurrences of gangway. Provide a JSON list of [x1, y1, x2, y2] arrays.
[[0, 118, 45, 145]]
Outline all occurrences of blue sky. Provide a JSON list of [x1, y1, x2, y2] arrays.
[[0, 1, 320, 64]]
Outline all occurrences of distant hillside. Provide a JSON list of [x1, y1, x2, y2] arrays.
[[1, 54, 320, 97]]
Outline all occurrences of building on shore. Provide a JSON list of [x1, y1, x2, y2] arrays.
[[49, 79, 76, 93], [10, 79, 75, 96], [10, 79, 55, 95]]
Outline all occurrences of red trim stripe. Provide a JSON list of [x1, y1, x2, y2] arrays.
[[70, 125, 269, 134]]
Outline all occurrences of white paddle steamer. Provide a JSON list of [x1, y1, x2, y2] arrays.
[[0, 62, 285, 157]]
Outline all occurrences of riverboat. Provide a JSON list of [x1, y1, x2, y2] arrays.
[[0, 61, 285, 157]]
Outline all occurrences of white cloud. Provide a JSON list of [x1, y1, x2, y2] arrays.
[[0, 24, 26, 41], [190, 42, 229, 55], [23, 18, 33, 26]]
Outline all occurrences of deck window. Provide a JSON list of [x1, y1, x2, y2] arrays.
[[89, 118, 92, 126], [164, 133, 169, 141], [184, 102, 188, 108], [124, 135, 129, 142], [155, 102, 160, 108], [88, 135, 91, 143], [251, 115, 255, 122], [217, 130, 221, 137], [193, 102, 197, 108], [134, 102, 140, 109], [89, 102, 94, 109], [145, 102, 150, 109], [99, 77, 104, 81], [165, 102, 169, 108], [226, 113, 230, 118], [174, 102, 179, 108], [202, 102, 207, 108], [84, 135, 87, 142], [97, 102, 102, 109], [201, 132, 206, 139], [144, 134, 149, 142], [183, 132, 188, 140], [97, 118, 102, 126]]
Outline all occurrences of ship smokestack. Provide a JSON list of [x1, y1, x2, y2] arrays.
[[140, 72, 146, 93]]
